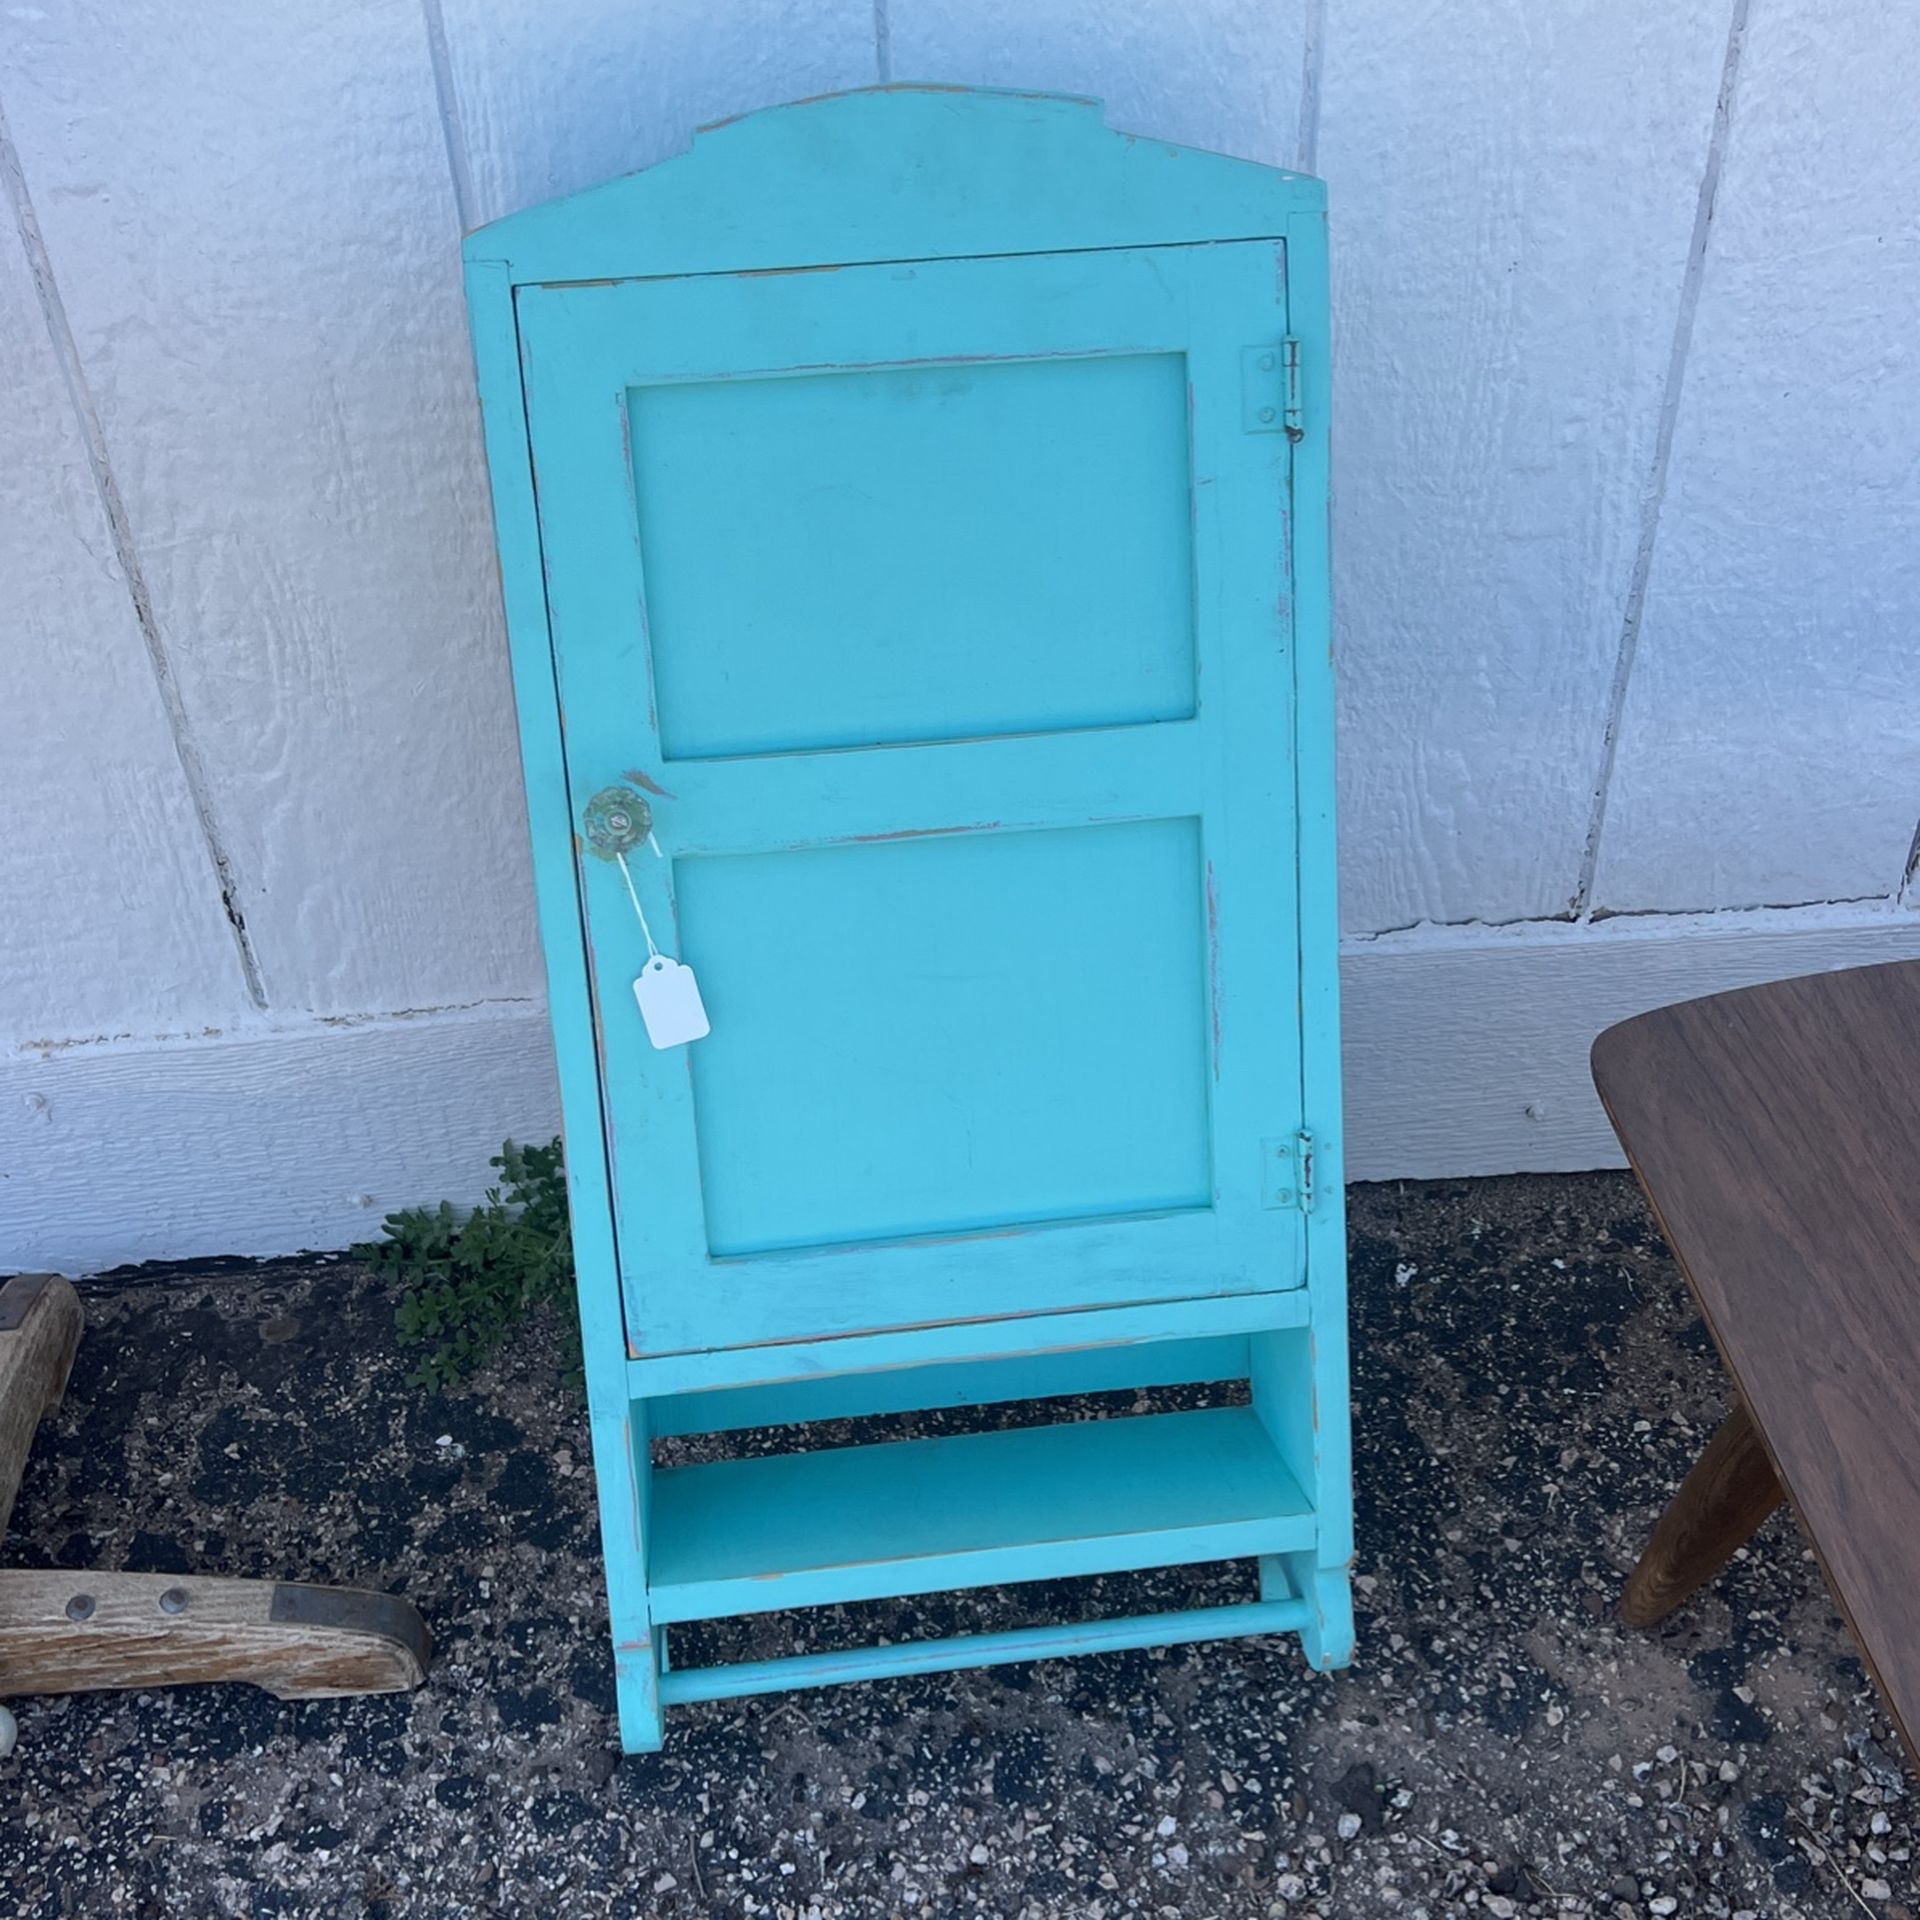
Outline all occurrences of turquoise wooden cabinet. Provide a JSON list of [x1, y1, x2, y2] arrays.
[[463, 85, 1351, 1753]]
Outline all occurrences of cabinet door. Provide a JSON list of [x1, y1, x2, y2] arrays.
[[518, 241, 1303, 1359]]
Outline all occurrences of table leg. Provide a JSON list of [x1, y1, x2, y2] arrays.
[[1620, 1397, 1785, 1628]]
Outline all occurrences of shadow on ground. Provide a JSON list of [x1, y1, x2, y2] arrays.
[[0, 1173, 1908, 1918]]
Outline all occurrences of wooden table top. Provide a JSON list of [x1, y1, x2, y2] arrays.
[[1591, 958, 1920, 1759]]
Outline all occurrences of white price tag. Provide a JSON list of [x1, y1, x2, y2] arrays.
[[634, 955, 710, 1049]]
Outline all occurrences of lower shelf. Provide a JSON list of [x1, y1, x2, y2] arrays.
[[648, 1403, 1316, 1624]]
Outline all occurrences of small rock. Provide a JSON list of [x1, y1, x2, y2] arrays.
[[1851, 1735, 1908, 1796], [968, 1843, 989, 1864], [1336, 1813, 1362, 1842]]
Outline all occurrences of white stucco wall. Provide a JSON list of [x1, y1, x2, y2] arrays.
[[3, 0, 1916, 1272]]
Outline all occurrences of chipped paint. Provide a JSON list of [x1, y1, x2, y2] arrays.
[[1205, 860, 1223, 1075], [17, 1026, 226, 1056], [844, 821, 1002, 845], [733, 261, 850, 279]]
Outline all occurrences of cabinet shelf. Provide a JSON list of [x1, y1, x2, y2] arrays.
[[648, 1404, 1316, 1624]]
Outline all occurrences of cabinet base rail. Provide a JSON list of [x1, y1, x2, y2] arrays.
[[655, 1597, 1311, 1705]]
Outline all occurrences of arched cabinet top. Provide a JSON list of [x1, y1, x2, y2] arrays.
[[463, 85, 1323, 286]]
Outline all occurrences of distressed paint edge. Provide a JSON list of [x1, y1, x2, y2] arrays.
[[462, 257, 662, 1751], [1285, 206, 1353, 1573], [627, 1289, 1309, 1401]]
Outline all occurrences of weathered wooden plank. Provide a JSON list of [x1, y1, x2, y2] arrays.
[[0, 1276, 82, 1541], [0, 1269, 428, 1703], [0, 213, 243, 1044], [434, 0, 876, 228], [0, 1571, 428, 1701], [886, 0, 1311, 168], [1593, 0, 1920, 913], [1317, 0, 1733, 930], [0, 0, 539, 1016]]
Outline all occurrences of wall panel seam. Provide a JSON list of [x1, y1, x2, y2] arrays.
[[1295, 0, 1326, 175], [0, 94, 269, 1011], [1347, 892, 1904, 950], [1570, 0, 1754, 921], [12, 994, 548, 1067], [419, 0, 478, 231]]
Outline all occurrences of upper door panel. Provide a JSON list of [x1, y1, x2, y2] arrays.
[[632, 344, 1198, 760]]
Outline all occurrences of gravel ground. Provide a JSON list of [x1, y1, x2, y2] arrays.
[[0, 1171, 1910, 1919]]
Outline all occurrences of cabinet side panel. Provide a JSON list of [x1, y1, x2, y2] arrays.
[[463, 261, 659, 1747], [1285, 209, 1352, 1570]]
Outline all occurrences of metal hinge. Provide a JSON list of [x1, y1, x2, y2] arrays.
[[1242, 338, 1305, 443], [1262, 1130, 1317, 1212]]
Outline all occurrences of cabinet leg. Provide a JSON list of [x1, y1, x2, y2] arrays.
[[1619, 1397, 1785, 1628], [1265, 1551, 1354, 1672], [613, 1628, 666, 1753]]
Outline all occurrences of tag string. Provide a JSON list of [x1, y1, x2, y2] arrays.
[[614, 851, 661, 962]]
